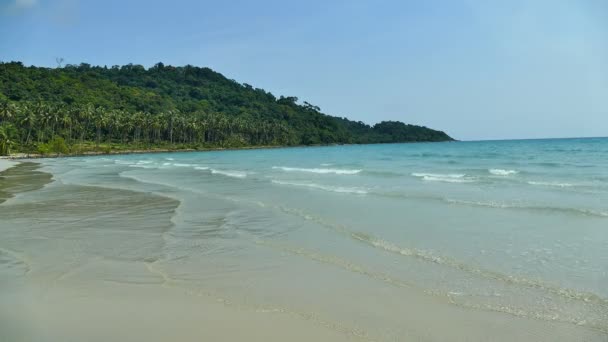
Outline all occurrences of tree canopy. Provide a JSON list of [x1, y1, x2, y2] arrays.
[[0, 61, 453, 155]]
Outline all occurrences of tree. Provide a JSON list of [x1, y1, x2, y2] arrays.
[[0, 61, 453, 155], [0, 124, 16, 156]]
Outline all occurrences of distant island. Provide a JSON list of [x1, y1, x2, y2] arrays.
[[0, 62, 453, 156]]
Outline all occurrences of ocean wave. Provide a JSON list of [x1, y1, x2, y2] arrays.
[[211, 169, 247, 179], [256, 238, 607, 332], [411, 173, 473, 183], [367, 190, 608, 218], [349, 233, 608, 307], [173, 163, 194, 167], [527, 181, 575, 188], [271, 180, 367, 194], [489, 169, 519, 176], [444, 198, 608, 218], [444, 198, 513, 209], [363, 170, 404, 177], [194, 166, 210, 171], [276, 206, 608, 311], [272, 166, 361, 175], [128, 164, 157, 169]]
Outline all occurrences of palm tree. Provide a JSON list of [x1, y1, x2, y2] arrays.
[[0, 101, 17, 125], [0, 125, 15, 156], [18, 103, 36, 145], [93, 106, 107, 147], [48, 105, 62, 138], [61, 109, 73, 143], [77, 104, 94, 146]]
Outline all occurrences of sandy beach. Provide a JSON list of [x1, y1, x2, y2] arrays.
[[1, 151, 606, 341]]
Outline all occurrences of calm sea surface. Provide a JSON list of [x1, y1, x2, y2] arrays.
[[2, 138, 608, 339]]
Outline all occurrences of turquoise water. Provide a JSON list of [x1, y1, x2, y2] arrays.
[[32, 138, 608, 336]]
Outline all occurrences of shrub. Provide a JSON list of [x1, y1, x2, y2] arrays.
[[38, 137, 69, 155]]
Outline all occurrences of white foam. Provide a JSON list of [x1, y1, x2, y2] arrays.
[[128, 164, 157, 169], [489, 169, 519, 176], [411, 173, 472, 183], [173, 163, 194, 167], [271, 180, 367, 194], [445, 198, 512, 209], [320, 163, 333, 166], [272, 166, 361, 175], [528, 181, 574, 188], [211, 169, 247, 179], [194, 166, 210, 171], [445, 198, 608, 217]]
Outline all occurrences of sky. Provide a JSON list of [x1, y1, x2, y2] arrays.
[[1, 0, 607, 140]]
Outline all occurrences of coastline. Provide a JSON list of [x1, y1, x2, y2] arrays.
[[3, 140, 459, 160], [0, 162, 53, 205], [1, 146, 606, 341], [0, 159, 19, 173], [0, 161, 359, 342], [4, 145, 310, 160]]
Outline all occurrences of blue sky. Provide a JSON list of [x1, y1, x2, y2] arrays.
[[1, 0, 607, 140]]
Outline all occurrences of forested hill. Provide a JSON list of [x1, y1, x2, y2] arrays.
[[0, 62, 453, 155]]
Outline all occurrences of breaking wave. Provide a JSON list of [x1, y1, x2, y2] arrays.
[[444, 198, 608, 218], [489, 169, 519, 176], [272, 166, 361, 175], [411, 173, 474, 183], [271, 180, 368, 194], [210, 169, 248, 179], [528, 181, 575, 188]]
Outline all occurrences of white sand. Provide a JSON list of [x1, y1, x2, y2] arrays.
[[1, 278, 358, 342], [2, 267, 603, 342], [0, 159, 17, 172]]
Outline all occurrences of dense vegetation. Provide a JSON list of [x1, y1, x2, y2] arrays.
[[0, 61, 453, 155]]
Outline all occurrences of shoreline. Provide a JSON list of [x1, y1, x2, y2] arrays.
[[2, 144, 327, 160], [0, 162, 53, 205], [0, 159, 19, 173], [2, 140, 459, 160], [1, 150, 606, 341], [0, 162, 360, 342]]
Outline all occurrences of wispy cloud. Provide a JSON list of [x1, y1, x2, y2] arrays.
[[15, 0, 37, 9], [1, 0, 38, 14]]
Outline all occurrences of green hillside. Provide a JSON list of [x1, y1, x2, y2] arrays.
[[0, 62, 453, 155]]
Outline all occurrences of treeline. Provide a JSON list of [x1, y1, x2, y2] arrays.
[[0, 62, 453, 155]]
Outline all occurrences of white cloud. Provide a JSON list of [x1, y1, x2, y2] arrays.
[[15, 0, 37, 9]]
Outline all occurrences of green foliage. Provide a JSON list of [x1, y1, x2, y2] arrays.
[[38, 137, 69, 155], [49, 137, 69, 154], [372, 121, 453, 142], [0, 124, 16, 156], [0, 61, 453, 155]]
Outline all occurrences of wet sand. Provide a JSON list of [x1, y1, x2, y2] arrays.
[[0, 162, 51, 204], [0, 162, 605, 341], [0, 163, 357, 342]]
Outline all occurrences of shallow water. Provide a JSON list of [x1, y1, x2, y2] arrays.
[[1, 138, 608, 340]]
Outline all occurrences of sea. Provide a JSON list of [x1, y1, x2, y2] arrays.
[[1, 138, 607, 340]]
